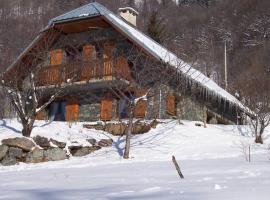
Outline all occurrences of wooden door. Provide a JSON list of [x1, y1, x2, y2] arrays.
[[66, 100, 79, 122], [103, 42, 114, 78], [166, 94, 176, 116], [50, 49, 63, 83], [100, 98, 113, 121], [134, 89, 147, 118], [116, 56, 131, 81], [82, 44, 95, 80]]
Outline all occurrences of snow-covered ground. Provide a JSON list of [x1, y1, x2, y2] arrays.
[[0, 119, 270, 200]]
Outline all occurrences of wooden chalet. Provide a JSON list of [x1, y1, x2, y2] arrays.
[[6, 2, 248, 124]]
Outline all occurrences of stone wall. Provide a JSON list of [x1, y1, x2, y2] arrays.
[[145, 85, 206, 122], [177, 95, 205, 122], [74, 86, 207, 122], [79, 103, 101, 121]]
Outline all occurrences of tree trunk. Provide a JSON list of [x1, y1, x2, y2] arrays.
[[22, 120, 34, 137], [255, 134, 263, 144], [123, 105, 134, 159]]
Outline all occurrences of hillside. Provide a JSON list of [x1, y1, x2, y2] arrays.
[[0, 119, 269, 199]]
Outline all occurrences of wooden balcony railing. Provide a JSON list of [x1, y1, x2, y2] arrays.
[[37, 58, 132, 86]]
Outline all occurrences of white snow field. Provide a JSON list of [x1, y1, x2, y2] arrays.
[[0, 119, 270, 200]]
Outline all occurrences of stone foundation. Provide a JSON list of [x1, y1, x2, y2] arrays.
[[0, 136, 112, 166]]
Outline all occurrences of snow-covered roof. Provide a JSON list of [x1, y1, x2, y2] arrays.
[[7, 2, 248, 113]]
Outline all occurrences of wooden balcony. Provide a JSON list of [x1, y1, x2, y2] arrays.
[[37, 58, 131, 86]]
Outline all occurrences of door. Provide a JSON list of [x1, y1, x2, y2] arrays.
[[66, 100, 79, 122], [82, 44, 95, 80], [103, 42, 114, 79], [116, 56, 131, 81], [100, 98, 113, 121], [166, 94, 176, 116], [49, 101, 66, 121], [134, 89, 147, 118], [50, 49, 63, 83]]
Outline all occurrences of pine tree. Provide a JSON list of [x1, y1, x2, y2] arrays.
[[146, 11, 166, 44]]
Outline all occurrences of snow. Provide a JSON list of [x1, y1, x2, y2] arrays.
[[101, 9, 247, 111], [0, 119, 270, 199], [79, 13, 89, 17]]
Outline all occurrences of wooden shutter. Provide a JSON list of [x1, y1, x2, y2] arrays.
[[134, 89, 147, 118], [50, 49, 63, 83], [100, 98, 113, 121], [166, 94, 176, 115], [116, 56, 131, 81], [103, 42, 114, 78], [82, 44, 95, 80], [50, 49, 63, 65], [66, 100, 79, 122]]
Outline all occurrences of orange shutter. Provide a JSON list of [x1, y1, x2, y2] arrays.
[[50, 49, 63, 83], [50, 49, 63, 66], [100, 98, 113, 121], [116, 56, 131, 81], [66, 100, 79, 122], [103, 42, 114, 78], [134, 89, 147, 118], [82, 44, 95, 80], [166, 94, 176, 115]]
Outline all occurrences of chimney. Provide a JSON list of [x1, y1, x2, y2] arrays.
[[118, 7, 139, 26]]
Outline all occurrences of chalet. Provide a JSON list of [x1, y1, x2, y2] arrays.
[[6, 2, 248, 124]]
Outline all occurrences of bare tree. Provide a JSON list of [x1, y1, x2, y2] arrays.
[[0, 29, 85, 137], [237, 72, 270, 144]]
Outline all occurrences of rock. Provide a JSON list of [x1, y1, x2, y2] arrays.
[[69, 146, 101, 157], [26, 148, 47, 163], [105, 123, 126, 136], [98, 139, 113, 147], [150, 119, 160, 129], [50, 139, 66, 149], [45, 148, 68, 161], [8, 147, 23, 159], [2, 137, 35, 152], [1, 156, 17, 166], [0, 145, 9, 160], [195, 123, 203, 127], [86, 139, 97, 146], [83, 124, 104, 131], [33, 135, 51, 149], [132, 122, 151, 134]]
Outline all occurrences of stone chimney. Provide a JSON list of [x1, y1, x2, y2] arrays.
[[118, 7, 139, 26]]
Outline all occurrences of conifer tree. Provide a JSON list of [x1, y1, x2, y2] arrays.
[[146, 10, 166, 44]]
